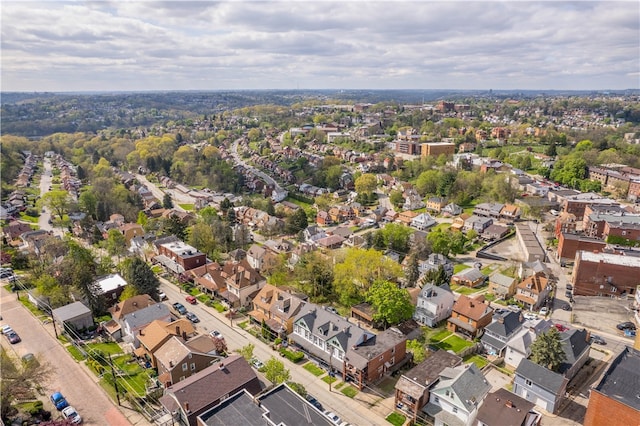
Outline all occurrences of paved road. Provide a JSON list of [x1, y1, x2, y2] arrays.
[[135, 174, 188, 212], [0, 287, 139, 426], [229, 138, 284, 192], [159, 278, 392, 426], [37, 158, 63, 237]]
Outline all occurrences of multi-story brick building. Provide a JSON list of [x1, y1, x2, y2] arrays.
[[421, 142, 456, 158], [572, 251, 640, 297], [557, 233, 606, 263], [562, 193, 619, 221], [156, 239, 207, 272]]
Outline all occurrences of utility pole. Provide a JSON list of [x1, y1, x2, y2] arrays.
[[329, 354, 333, 392], [108, 354, 121, 406]]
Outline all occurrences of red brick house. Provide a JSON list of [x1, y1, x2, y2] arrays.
[[447, 295, 493, 338], [156, 239, 207, 272], [572, 251, 640, 297], [556, 233, 606, 264]]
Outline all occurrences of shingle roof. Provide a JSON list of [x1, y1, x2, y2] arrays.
[[484, 311, 524, 339], [515, 358, 567, 394], [395, 350, 462, 397], [432, 364, 491, 412], [347, 328, 407, 370], [122, 303, 170, 330], [594, 346, 640, 411], [559, 328, 590, 374], [476, 388, 536, 426], [52, 301, 91, 322], [452, 295, 493, 321]]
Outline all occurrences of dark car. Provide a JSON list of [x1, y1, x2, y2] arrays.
[[185, 312, 200, 323], [590, 335, 606, 345], [566, 284, 573, 291], [305, 394, 323, 411], [172, 302, 187, 315], [5, 331, 21, 344], [50, 392, 69, 410], [561, 304, 572, 311], [617, 322, 637, 331]]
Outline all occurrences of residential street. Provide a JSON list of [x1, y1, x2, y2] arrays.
[[0, 286, 145, 426], [158, 277, 394, 425]]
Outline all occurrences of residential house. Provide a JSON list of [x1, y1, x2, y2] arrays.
[[481, 224, 510, 241], [188, 262, 226, 297], [504, 319, 553, 369], [558, 328, 591, 381], [480, 311, 524, 357], [584, 346, 640, 426], [422, 363, 492, 426], [155, 336, 222, 387], [451, 213, 470, 232], [136, 319, 196, 368], [394, 350, 462, 423], [474, 203, 504, 219], [451, 268, 487, 288], [246, 244, 279, 273], [159, 354, 262, 426], [219, 259, 266, 308], [447, 295, 493, 338], [350, 302, 377, 328], [463, 215, 493, 234], [343, 327, 409, 390], [413, 284, 455, 328], [403, 188, 425, 211], [156, 239, 207, 273], [119, 223, 145, 243], [110, 294, 158, 322], [248, 284, 307, 337], [302, 225, 327, 243], [2, 221, 32, 241], [419, 253, 454, 278], [197, 383, 334, 426], [514, 274, 551, 311], [476, 388, 541, 426], [52, 302, 94, 332], [121, 303, 172, 347], [488, 273, 517, 299], [315, 234, 345, 249], [442, 203, 463, 217], [499, 204, 521, 222], [316, 210, 333, 226], [95, 274, 129, 306], [426, 197, 448, 214], [513, 359, 568, 414], [411, 213, 437, 230], [397, 210, 419, 226]]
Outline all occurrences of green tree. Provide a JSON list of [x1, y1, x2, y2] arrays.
[[118, 285, 139, 301], [78, 190, 98, 218], [422, 265, 451, 287], [286, 208, 308, 234], [163, 215, 187, 240], [34, 274, 70, 309], [263, 357, 290, 384], [380, 223, 413, 254], [56, 241, 102, 314], [41, 190, 72, 220], [294, 251, 334, 301], [389, 190, 405, 208], [355, 173, 377, 194], [121, 257, 160, 301], [136, 211, 148, 227], [103, 228, 128, 259], [406, 339, 426, 364], [405, 254, 420, 287], [1, 348, 53, 419], [427, 229, 451, 257], [188, 222, 220, 259], [530, 327, 567, 372], [286, 381, 307, 397], [163, 192, 174, 209], [366, 280, 414, 328], [236, 343, 255, 361]]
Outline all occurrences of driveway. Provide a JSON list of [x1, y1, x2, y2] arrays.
[[0, 287, 141, 426]]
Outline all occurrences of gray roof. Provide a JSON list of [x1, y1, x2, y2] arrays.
[[347, 328, 407, 370], [515, 358, 567, 394], [490, 273, 516, 288], [396, 350, 462, 397], [122, 303, 170, 330], [432, 364, 491, 412], [453, 267, 485, 281], [476, 388, 536, 426], [559, 328, 590, 374], [594, 346, 640, 411], [418, 284, 454, 304], [258, 384, 332, 425], [484, 311, 524, 339], [52, 301, 92, 322]]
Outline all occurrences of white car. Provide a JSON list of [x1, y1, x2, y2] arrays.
[[210, 330, 223, 340], [1, 325, 13, 335], [325, 411, 341, 425], [539, 307, 549, 316], [62, 406, 82, 424]]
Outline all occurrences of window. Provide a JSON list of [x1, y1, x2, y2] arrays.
[[525, 379, 532, 387], [182, 363, 188, 371], [452, 407, 458, 413], [190, 363, 196, 371], [434, 396, 440, 403]]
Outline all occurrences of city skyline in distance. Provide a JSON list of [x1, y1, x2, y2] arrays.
[[2, 1, 638, 92]]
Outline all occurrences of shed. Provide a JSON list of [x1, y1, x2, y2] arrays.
[[52, 301, 94, 331]]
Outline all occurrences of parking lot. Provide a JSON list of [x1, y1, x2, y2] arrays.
[[572, 295, 637, 337]]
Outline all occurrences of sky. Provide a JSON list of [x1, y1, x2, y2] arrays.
[[2, 1, 639, 92]]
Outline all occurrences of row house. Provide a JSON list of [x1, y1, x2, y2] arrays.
[[218, 259, 266, 308], [556, 233, 606, 263], [474, 202, 504, 219], [504, 318, 553, 369], [248, 284, 307, 337], [447, 295, 493, 338], [187, 262, 226, 297], [562, 193, 619, 221], [156, 239, 207, 273], [582, 205, 627, 237], [233, 206, 283, 232], [554, 212, 578, 237]]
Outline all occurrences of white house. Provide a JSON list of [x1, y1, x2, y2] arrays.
[[411, 213, 437, 230], [413, 284, 455, 327]]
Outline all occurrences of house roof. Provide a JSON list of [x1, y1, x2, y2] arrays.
[[490, 273, 516, 288], [154, 336, 193, 371], [476, 388, 537, 426], [184, 334, 219, 355], [122, 303, 170, 330], [159, 355, 260, 416], [515, 358, 567, 394], [138, 319, 195, 352], [432, 363, 491, 413], [251, 284, 306, 322], [484, 311, 524, 339], [453, 267, 485, 282], [559, 328, 590, 374], [593, 346, 640, 411], [452, 295, 493, 321], [347, 328, 407, 370], [110, 294, 157, 321], [198, 389, 265, 426], [395, 350, 462, 398], [52, 301, 92, 322], [418, 284, 454, 304], [517, 274, 549, 294], [96, 273, 128, 294]]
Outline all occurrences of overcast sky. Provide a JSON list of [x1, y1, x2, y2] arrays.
[[2, 1, 638, 92]]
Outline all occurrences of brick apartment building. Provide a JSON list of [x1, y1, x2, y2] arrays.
[[557, 233, 606, 263], [572, 251, 640, 297], [421, 142, 456, 158]]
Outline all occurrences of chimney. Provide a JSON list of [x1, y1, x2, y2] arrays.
[[176, 326, 181, 336], [184, 402, 190, 413], [169, 361, 174, 367]]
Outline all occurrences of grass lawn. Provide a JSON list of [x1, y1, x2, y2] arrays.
[[333, 382, 345, 390], [451, 285, 485, 295], [87, 342, 123, 355], [17, 297, 44, 317], [431, 222, 451, 233], [429, 329, 452, 343], [178, 204, 194, 211], [18, 213, 39, 223], [66, 345, 86, 361], [212, 301, 226, 313], [196, 294, 209, 303], [303, 362, 325, 377], [434, 335, 474, 353], [237, 321, 249, 330], [340, 385, 358, 398], [453, 264, 471, 273], [386, 412, 406, 426], [322, 375, 337, 385], [480, 264, 497, 275], [151, 265, 163, 274], [464, 354, 489, 369]]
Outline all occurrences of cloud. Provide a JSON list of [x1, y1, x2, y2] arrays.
[[1, 1, 638, 91]]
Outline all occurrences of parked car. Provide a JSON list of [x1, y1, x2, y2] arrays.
[[185, 312, 200, 323], [590, 335, 606, 345], [305, 394, 323, 411], [158, 292, 167, 301], [539, 307, 549, 316], [561, 303, 572, 311], [554, 323, 568, 332], [210, 330, 223, 340], [326, 306, 338, 314], [185, 295, 197, 305], [617, 321, 637, 331], [5, 331, 21, 344], [172, 302, 187, 315], [250, 358, 264, 369], [62, 406, 82, 424], [325, 411, 341, 425], [50, 392, 69, 410], [566, 284, 573, 291], [1, 324, 13, 335], [22, 353, 39, 367]]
